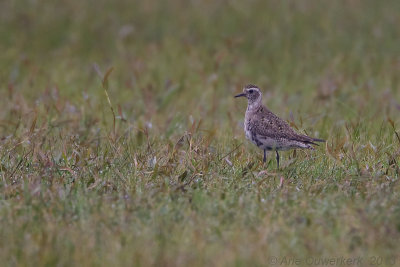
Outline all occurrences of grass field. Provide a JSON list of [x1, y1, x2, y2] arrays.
[[1, 0, 400, 266]]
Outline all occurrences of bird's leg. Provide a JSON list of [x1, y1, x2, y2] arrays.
[[263, 149, 267, 163], [276, 151, 280, 169]]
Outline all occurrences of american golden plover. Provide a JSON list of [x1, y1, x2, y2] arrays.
[[235, 84, 324, 168]]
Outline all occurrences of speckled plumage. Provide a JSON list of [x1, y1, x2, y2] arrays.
[[235, 84, 324, 168]]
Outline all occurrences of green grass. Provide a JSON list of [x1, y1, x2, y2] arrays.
[[1, 0, 400, 266]]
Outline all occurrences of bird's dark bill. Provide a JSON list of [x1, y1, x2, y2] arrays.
[[234, 93, 246, 98]]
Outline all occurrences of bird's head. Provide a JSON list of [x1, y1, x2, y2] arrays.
[[234, 84, 262, 106]]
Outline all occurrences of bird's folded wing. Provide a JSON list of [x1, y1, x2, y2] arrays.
[[253, 113, 317, 144]]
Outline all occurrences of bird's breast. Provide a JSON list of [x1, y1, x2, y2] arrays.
[[244, 116, 254, 142]]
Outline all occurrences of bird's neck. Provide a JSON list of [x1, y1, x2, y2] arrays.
[[247, 99, 262, 111]]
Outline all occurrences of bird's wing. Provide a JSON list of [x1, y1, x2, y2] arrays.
[[252, 107, 317, 144], [252, 111, 296, 139]]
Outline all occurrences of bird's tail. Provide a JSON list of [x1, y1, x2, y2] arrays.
[[311, 137, 325, 143], [297, 134, 325, 147]]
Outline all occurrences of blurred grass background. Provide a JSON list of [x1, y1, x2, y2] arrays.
[[1, 0, 400, 266]]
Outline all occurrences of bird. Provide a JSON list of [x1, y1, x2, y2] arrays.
[[235, 84, 325, 169]]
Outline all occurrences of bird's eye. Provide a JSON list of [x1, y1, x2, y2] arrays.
[[249, 89, 254, 94]]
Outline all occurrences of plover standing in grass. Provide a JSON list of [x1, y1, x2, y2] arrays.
[[235, 84, 325, 169]]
